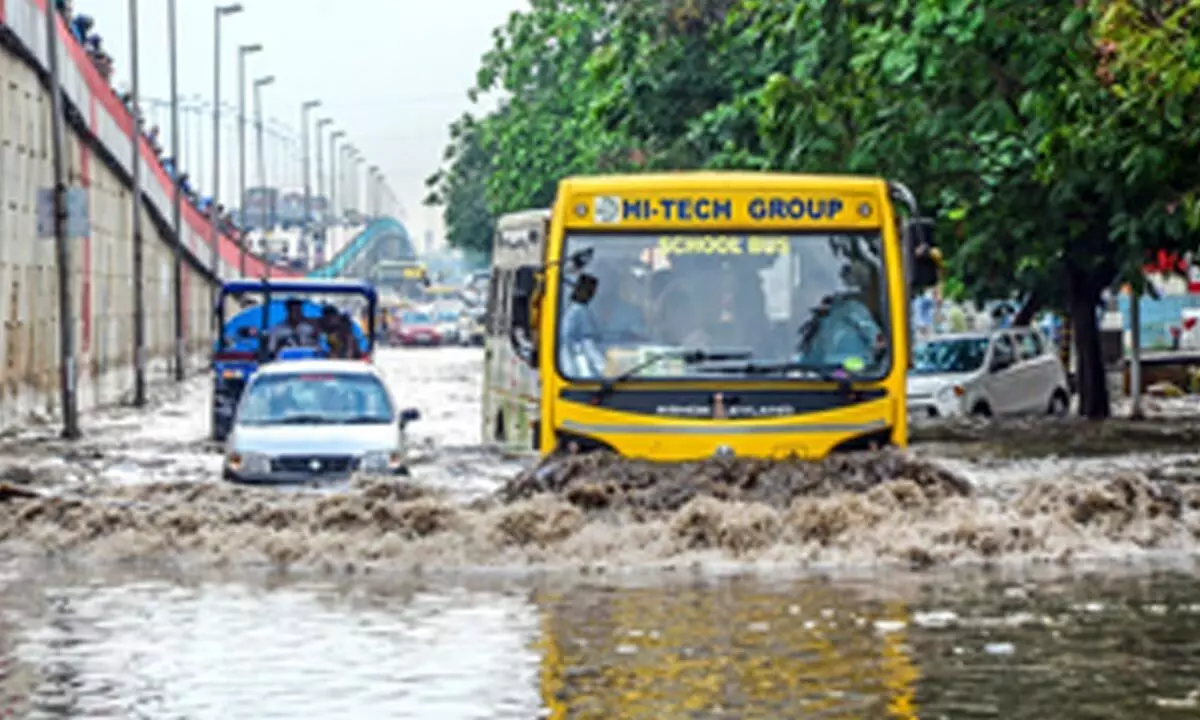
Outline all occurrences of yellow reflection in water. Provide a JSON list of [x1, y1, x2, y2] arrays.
[[534, 581, 920, 719]]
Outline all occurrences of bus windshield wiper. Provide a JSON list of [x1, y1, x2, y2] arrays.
[[591, 348, 752, 403], [694, 360, 857, 391]]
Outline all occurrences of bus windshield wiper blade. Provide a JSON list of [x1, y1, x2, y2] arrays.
[[591, 348, 752, 402], [694, 360, 855, 387]]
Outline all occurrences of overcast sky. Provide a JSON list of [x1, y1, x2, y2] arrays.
[[81, 0, 525, 246]]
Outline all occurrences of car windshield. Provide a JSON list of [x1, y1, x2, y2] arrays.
[[556, 232, 890, 380], [236, 372, 394, 426], [911, 336, 989, 374], [403, 312, 431, 324]]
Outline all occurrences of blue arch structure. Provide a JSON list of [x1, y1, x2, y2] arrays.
[[307, 217, 419, 279]]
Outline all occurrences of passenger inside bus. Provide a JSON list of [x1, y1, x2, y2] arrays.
[[559, 259, 651, 376], [793, 251, 887, 369]]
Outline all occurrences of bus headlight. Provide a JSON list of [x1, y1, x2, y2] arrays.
[[360, 450, 403, 473]]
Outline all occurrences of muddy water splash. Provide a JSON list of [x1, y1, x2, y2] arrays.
[[4, 448, 1200, 573]]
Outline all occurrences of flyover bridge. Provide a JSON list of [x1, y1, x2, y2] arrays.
[[307, 218, 419, 280]]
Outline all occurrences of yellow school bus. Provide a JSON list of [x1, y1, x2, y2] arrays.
[[491, 172, 941, 460]]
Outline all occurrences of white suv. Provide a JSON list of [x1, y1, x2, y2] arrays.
[[907, 328, 1070, 420]]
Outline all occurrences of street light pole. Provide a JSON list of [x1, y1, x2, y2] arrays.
[[211, 3, 243, 279], [128, 0, 148, 406], [354, 155, 364, 218], [329, 130, 344, 227], [300, 100, 320, 236], [46, 0, 79, 438], [168, 0, 184, 382], [315, 118, 333, 223], [341, 145, 353, 220], [237, 42, 262, 278], [253, 75, 275, 240]]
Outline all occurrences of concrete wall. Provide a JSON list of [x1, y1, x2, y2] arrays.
[[0, 0, 304, 429]]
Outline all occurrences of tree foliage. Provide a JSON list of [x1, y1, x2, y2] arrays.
[[428, 0, 1200, 417]]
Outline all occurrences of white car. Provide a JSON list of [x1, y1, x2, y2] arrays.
[[907, 328, 1070, 421], [434, 307, 462, 345], [223, 359, 421, 482]]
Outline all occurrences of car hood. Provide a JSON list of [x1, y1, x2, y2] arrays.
[[907, 372, 973, 396], [230, 423, 399, 455]]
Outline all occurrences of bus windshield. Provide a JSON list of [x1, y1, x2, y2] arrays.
[[555, 232, 890, 381]]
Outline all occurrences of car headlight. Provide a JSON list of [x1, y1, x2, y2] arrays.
[[936, 385, 955, 401], [226, 451, 270, 475], [360, 450, 404, 473]]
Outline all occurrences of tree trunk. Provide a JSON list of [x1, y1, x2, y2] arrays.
[[1011, 290, 1042, 327], [1067, 269, 1110, 419]]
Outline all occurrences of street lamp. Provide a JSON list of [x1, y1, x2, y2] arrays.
[[329, 130, 345, 227], [167, 0, 185, 382], [253, 75, 276, 248], [368, 164, 379, 218], [128, 0, 147, 406], [237, 42, 262, 277], [315, 117, 333, 226], [341, 144, 355, 220], [300, 99, 321, 231], [353, 154, 365, 218], [210, 2, 243, 278]]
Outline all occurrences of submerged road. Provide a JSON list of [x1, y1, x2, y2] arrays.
[[2, 348, 1200, 717]]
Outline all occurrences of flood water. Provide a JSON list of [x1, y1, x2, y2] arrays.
[[2, 347, 1200, 717], [3, 562, 1200, 718]]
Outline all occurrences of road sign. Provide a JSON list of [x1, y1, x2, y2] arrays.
[[36, 187, 90, 239]]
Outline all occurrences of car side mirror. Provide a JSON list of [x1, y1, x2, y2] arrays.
[[989, 355, 1011, 373], [399, 408, 420, 427]]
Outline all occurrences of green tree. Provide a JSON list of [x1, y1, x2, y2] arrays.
[[425, 114, 495, 257], [431, 0, 1200, 419]]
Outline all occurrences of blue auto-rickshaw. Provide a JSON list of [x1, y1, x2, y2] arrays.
[[209, 278, 378, 442]]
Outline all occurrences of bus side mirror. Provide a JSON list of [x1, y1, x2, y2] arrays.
[[905, 218, 942, 291], [571, 273, 598, 305]]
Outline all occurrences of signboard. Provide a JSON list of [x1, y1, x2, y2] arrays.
[[36, 187, 90, 239]]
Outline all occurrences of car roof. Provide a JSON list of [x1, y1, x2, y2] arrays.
[[254, 359, 381, 377]]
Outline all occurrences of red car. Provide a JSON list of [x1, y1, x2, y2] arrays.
[[394, 310, 442, 347]]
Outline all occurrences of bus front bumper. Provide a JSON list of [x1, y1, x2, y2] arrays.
[[551, 418, 898, 461]]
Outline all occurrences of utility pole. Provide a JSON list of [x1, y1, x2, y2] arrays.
[[329, 130, 344, 226], [168, 0, 184, 381], [211, 3, 243, 278], [129, 0, 146, 406], [237, 43, 262, 277], [300, 99, 321, 237], [46, 0, 79, 438], [254, 75, 275, 235]]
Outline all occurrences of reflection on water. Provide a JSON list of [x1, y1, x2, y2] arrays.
[[3, 564, 1200, 719]]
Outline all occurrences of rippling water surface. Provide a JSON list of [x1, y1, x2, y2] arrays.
[[3, 563, 1200, 718]]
